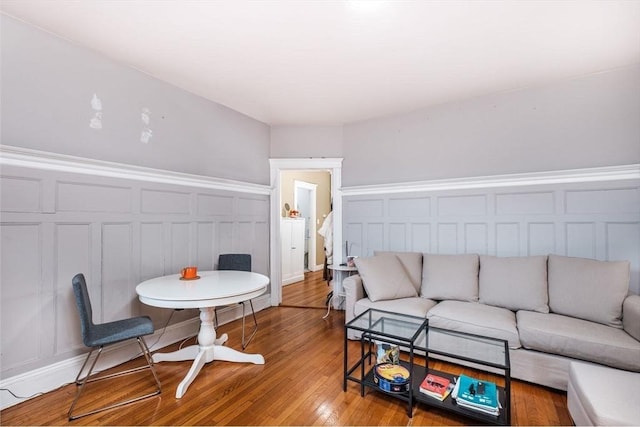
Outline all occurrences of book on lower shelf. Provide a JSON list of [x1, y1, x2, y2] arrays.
[[419, 373, 454, 401], [452, 374, 501, 416]]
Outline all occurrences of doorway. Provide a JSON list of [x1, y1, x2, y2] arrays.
[[269, 158, 343, 309], [279, 172, 328, 308]]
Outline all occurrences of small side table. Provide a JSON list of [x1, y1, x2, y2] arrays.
[[323, 264, 358, 318]]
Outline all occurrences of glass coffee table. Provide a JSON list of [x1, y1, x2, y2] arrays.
[[344, 309, 428, 417], [344, 308, 511, 424]]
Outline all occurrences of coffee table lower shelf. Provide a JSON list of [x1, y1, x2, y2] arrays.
[[355, 361, 509, 425]]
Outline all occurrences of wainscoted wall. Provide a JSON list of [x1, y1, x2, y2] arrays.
[[343, 170, 640, 295], [0, 152, 270, 384]]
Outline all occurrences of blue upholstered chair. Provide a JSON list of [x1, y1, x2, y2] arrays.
[[215, 254, 258, 349], [68, 273, 161, 420]]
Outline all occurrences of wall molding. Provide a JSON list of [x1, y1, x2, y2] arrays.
[[0, 293, 271, 410], [0, 145, 271, 195], [342, 164, 640, 196]]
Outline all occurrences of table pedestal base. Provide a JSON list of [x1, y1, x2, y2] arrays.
[[152, 307, 264, 398]]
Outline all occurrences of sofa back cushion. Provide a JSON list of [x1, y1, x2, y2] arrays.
[[354, 254, 418, 302], [374, 251, 423, 293], [548, 254, 629, 328], [421, 253, 479, 302], [479, 255, 549, 313]]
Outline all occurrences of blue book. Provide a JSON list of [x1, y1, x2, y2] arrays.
[[455, 374, 498, 410]]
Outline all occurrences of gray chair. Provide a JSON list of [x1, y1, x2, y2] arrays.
[[214, 254, 258, 349], [69, 273, 161, 420]]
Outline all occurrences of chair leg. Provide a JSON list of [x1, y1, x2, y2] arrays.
[[68, 337, 161, 420], [241, 300, 258, 350]]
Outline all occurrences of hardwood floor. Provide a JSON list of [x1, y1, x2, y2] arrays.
[[282, 270, 330, 308], [1, 277, 573, 426]]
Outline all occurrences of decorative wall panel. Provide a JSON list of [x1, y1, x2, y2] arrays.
[[438, 223, 458, 254], [140, 223, 165, 281], [438, 195, 487, 216], [606, 222, 640, 287], [345, 199, 384, 217], [102, 223, 133, 321], [465, 223, 488, 254], [169, 222, 190, 273], [0, 176, 41, 213], [345, 223, 363, 257], [388, 223, 406, 251], [565, 188, 640, 214], [389, 197, 430, 217], [141, 189, 190, 214], [238, 196, 269, 217], [344, 180, 640, 295], [0, 163, 270, 380], [410, 223, 431, 253], [197, 194, 234, 216], [55, 223, 91, 353], [196, 222, 215, 270], [496, 223, 520, 257], [528, 223, 556, 256], [0, 224, 41, 370], [367, 223, 384, 256], [496, 192, 555, 215], [57, 182, 131, 213], [566, 222, 596, 259]]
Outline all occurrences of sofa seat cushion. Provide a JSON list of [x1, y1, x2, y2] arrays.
[[517, 311, 640, 372], [427, 300, 521, 349], [354, 297, 437, 319]]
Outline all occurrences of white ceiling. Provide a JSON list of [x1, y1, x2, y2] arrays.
[[2, 0, 639, 126]]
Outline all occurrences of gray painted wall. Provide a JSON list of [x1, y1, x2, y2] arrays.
[[342, 65, 640, 186], [0, 15, 271, 380], [0, 14, 270, 184], [270, 125, 344, 158]]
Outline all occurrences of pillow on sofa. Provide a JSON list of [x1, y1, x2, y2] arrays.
[[548, 255, 630, 328], [421, 254, 479, 302], [374, 251, 423, 293], [355, 255, 418, 302], [479, 255, 549, 313]]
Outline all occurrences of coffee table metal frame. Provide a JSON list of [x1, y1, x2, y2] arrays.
[[344, 309, 428, 417], [344, 308, 511, 424]]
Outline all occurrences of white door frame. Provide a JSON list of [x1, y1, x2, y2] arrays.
[[269, 158, 343, 307], [294, 180, 317, 272]]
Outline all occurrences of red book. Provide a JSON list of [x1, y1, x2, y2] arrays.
[[420, 373, 452, 401]]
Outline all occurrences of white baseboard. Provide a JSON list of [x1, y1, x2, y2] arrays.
[[310, 264, 324, 272], [0, 294, 271, 410], [282, 274, 305, 286]]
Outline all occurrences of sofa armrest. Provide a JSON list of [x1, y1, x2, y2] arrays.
[[623, 294, 640, 341], [343, 274, 364, 325]]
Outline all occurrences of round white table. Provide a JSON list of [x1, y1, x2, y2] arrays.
[[136, 270, 269, 398]]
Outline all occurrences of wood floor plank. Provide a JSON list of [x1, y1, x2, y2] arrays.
[[1, 272, 572, 426]]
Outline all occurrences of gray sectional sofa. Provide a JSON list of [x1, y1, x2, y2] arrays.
[[343, 252, 640, 390]]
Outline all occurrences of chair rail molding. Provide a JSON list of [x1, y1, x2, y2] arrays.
[[0, 145, 270, 195], [342, 164, 640, 196]]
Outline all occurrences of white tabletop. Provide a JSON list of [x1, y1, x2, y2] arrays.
[[136, 270, 269, 309]]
